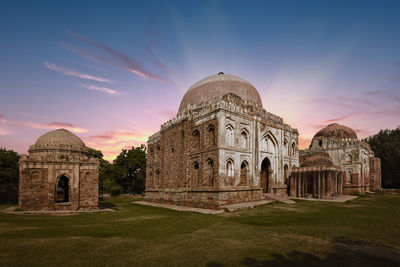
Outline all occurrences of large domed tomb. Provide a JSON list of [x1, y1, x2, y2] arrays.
[[18, 129, 99, 211], [145, 73, 300, 209]]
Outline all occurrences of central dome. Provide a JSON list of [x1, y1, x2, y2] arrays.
[[178, 73, 262, 113], [313, 123, 357, 139], [35, 129, 86, 147], [30, 128, 87, 153]]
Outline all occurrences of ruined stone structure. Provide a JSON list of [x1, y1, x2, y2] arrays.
[[145, 73, 299, 209], [19, 129, 99, 211], [289, 152, 343, 199], [301, 123, 381, 195]]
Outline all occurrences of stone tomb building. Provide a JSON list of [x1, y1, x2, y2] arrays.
[[19, 129, 99, 211], [301, 123, 381, 195], [289, 152, 343, 199], [145, 73, 299, 209]]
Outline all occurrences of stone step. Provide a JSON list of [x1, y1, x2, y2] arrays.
[[264, 193, 295, 204], [221, 200, 273, 212]]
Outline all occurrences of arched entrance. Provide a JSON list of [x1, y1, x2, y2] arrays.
[[56, 175, 69, 203], [260, 157, 271, 193]]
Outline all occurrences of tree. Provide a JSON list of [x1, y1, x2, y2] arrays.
[[113, 145, 147, 194], [88, 147, 116, 194], [87, 147, 104, 159], [364, 127, 400, 188], [0, 148, 19, 202]]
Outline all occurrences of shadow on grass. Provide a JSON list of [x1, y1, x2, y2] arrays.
[[98, 201, 117, 210], [207, 237, 400, 267]]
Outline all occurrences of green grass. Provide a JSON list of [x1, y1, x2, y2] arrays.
[[1, 195, 399, 266]]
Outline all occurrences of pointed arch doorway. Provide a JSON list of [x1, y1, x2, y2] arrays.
[[260, 157, 272, 193], [56, 175, 70, 203]]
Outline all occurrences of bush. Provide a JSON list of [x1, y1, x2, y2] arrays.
[[110, 184, 123, 197]]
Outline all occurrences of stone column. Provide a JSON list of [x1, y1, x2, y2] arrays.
[[313, 172, 317, 198], [327, 171, 331, 199], [321, 171, 326, 198], [292, 174, 296, 197], [317, 172, 321, 199], [300, 174, 304, 197]]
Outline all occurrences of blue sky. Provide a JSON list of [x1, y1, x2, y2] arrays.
[[1, 0, 400, 159]]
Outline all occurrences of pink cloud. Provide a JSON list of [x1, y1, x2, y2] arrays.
[[324, 116, 350, 123], [82, 130, 151, 161], [0, 113, 87, 133], [44, 62, 115, 83], [66, 31, 171, 83], [21, 121, 87, 133], [308, 123, 327, 130], [80, 84, 118, 95], [0, 128, 10, 136], [0, 113, 6, 123]]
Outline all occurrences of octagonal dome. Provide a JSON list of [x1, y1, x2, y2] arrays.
[[30, 128, 87, 153], [313, 123, 357, 140], [178, 72, 262, 113]]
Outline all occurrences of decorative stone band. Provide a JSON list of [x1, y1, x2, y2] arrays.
[[292, 166, 342, 173], [28, 143, 89, 154], [151, 93, 297, 141]]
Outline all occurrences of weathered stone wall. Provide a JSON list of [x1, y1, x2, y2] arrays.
[[369, 157, 381, 190], [146, 92, 299, 208], [18, 156, 99, 211], [145, 188, 262, 209], [79, 168, 99, 210], [19, 167, 49, 210], [307, 137, 374, 194]]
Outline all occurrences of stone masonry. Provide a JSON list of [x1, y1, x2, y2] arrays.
[[19, 129, 99, 211]]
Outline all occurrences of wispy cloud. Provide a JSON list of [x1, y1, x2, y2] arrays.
[[44, 62, 115, 83], [308, 123, 328, 130], [0, 128, 10, 136], [324, 116, 350, 124], [18, 121, 87, 133], [0, 113, 87, 133], [80, 84, 118, 95], [0, 113, 6, 123], [65, 31, 171, 83]]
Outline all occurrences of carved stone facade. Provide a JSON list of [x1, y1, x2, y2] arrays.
[[145, 73, 299, 209], [289, 152, 343, 199], [19, 129, 99, 211], [301, 123, 381, 195]]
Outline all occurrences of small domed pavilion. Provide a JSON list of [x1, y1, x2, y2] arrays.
[[289, 152, 343, 199], [19, 129, 99, 211]]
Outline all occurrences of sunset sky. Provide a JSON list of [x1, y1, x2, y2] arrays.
[[1, 0, 400, 161]]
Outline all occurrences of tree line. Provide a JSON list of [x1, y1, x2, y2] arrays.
[[363, 126, 400, 189], [88, 146, 146, 196]]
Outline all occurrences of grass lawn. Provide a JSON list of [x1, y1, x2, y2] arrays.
[[0, 195, 399, 266]]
